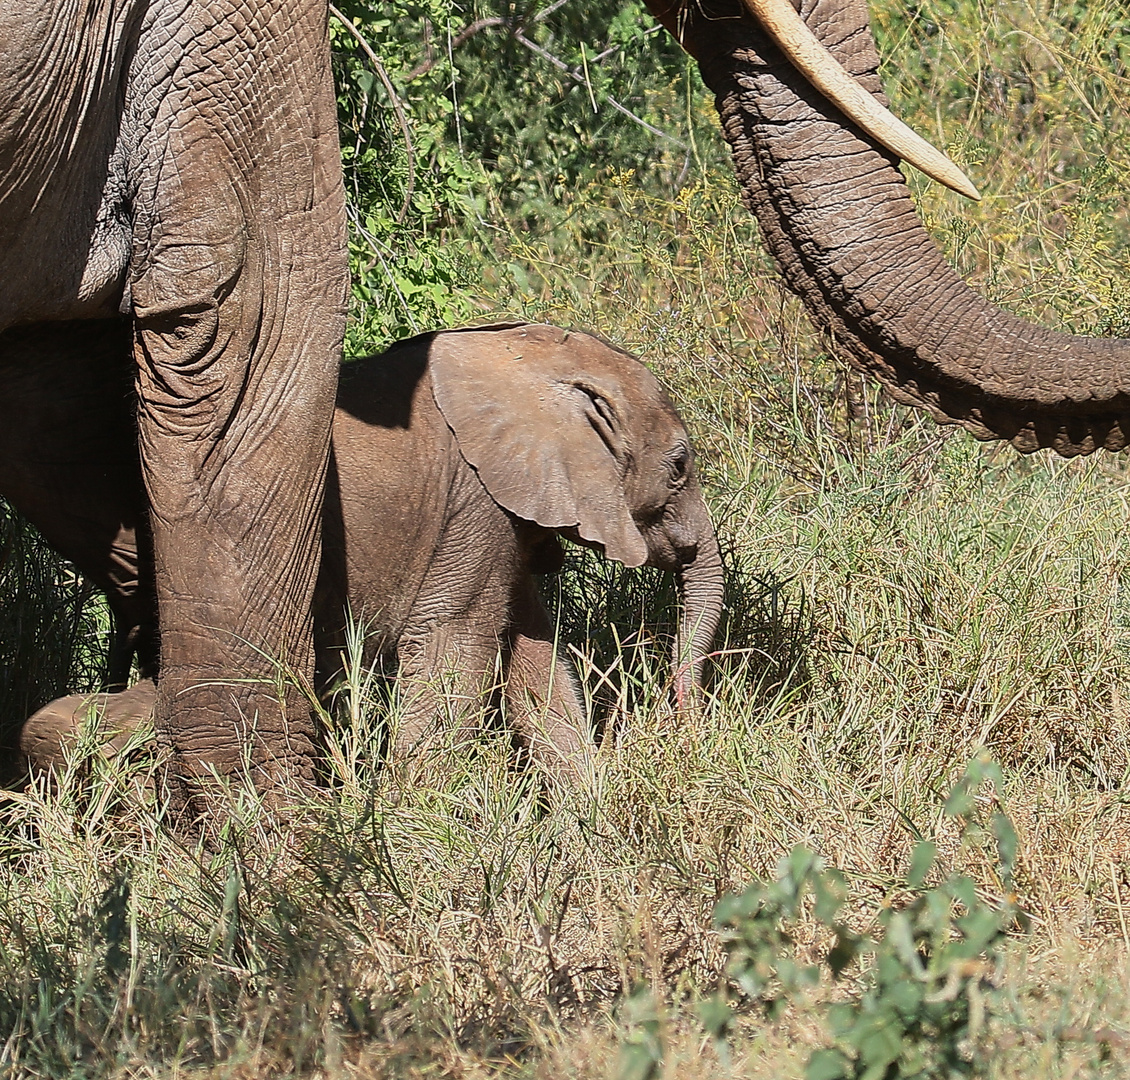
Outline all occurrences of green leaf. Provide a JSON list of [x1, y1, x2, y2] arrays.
[[786, 846, 818, 878], [617, 1041, 661, 1080], [813, 869, 847, 923], [992, 810, 1019, 882], [805, 1048, 851, 1080], [882, 977, 925, 1018], [957, 906, 1002, 953], [949, 875, 978, 911], [885, 911, 925, 977], [943, 783, 975, 818], [618, 986, 663, 1080], [907, 841, 937, 889], [695, 995, 732, 1040], [827, 929, 866, 979], [854, 1016, 904, 1072]]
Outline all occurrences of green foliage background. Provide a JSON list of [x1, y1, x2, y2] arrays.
[[4, 0, 1130, 750], [330, 0, 720, 350]]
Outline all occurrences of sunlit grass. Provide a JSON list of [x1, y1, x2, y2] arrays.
[[4, 0, 1130, 1075], [7, 387, 1130, 1075]]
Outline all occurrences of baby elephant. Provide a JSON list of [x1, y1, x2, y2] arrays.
[[317, 323, 724, 775], [19, 324, 724, 780]]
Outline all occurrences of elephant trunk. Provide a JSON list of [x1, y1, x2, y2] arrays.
[[645, 0, 1130, 457], [672, 494, 725, 709]]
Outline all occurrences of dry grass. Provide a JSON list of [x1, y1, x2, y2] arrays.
[[4, 0, 1130, 1076]]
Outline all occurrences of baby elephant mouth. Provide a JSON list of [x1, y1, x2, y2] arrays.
[[673, 538, 700, 564]]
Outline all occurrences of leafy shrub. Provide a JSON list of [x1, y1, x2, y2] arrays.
[[702, 757, 1027, 1079], [330, 0, 480, 351], [328, 0, 721, 353]]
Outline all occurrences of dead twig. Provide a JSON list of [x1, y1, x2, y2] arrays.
[[406, 17, 508, 80]]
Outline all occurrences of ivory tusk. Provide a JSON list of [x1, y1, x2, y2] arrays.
[[740, 0, 981, 201]]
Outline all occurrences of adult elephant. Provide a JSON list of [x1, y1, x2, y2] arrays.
[[641, 0, 1130, 455], [7, 324, 724, 783], [0, 2, 348, 801]]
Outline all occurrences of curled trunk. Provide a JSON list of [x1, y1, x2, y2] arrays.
[[645, 0, 1130, 456], [672, 499, 725, 708]]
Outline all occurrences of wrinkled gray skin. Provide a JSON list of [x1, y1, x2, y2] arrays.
[[11, 1, 1121, 805], [17, 324, 724, 782], [1, 1, 348, 805], [21, 680, 156, 773], [319, 324, 723, 775], [642, 0, 1130, 456]]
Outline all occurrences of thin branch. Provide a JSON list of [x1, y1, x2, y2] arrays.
[[532, 0, 573, 22], [346, 6, 686, 180], [512, 28, 570, 72], [406, 17, 508, 80], [330, 4, 417, 223], [511, 29, 686, 146], [344, 202, 420, 333], [605, 95, 686, 145]]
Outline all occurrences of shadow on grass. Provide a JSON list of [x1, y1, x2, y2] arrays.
[[0, 500, 110, 786], [545, 542, 813, 728]]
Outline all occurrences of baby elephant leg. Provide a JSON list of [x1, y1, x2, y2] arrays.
[[393, 623, 503, 768], [505, 578, 594, 785], [20, 679, 157, 772]]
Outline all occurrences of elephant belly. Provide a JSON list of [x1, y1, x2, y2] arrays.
[[0, 0, 140, 329], [324, 378, 461, 658], [322, 356, 525, 679], [326, 403, 518, 660]]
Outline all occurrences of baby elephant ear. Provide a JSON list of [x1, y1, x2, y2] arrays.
[[429, 324, 650, 568]]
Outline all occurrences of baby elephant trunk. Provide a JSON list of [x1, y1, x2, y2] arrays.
[[672, 494, 724, 710]]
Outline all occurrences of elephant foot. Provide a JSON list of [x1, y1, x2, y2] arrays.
[[20, 678, 157, 774], [527, 742, 596, 795], [151, 673, 322, 822], [504, 697, 597, 794], [386, 737, 470, 797]]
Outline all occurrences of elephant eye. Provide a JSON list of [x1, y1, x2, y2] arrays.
[[666, 444, 691, 484]]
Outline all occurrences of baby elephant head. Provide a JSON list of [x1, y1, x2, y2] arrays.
[[430, 324, 724, 706]]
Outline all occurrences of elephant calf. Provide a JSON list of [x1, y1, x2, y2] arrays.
[[20, 324, 724, 781]]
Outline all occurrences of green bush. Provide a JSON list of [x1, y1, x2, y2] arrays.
[[328, 0, 719, 352], [704, 758, 1028, 1080], [0, 500, 111, 775]]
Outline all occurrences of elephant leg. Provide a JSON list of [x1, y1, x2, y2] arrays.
[[20, 678, 157, 774], [504, 577, 594, 785], [394, 624, 503, 768], [127, 1, 347, 801], [106, 566, 159, 690]]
